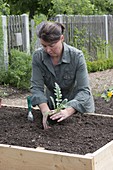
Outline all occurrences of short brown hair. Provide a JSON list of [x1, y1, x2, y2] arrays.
[[37, 21, 65, 43]]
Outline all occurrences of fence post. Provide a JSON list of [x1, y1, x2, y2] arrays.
[[21, 14, 30, 54], [104, 15, 109, 58], [55, 14, 63, 23], [30, 19, 35, 41], [1, 15, 8, 70]]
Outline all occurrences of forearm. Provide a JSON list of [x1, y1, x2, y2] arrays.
[[67, 90, 94, 113], [66, 107, 76, 115], [39, 103, 50, 113]]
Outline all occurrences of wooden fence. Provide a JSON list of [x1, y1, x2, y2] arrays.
[[1, 14, 113, 69], [7, 14, 30, 54], [1, 14, 30, 69], [55, 15, 113, 60]]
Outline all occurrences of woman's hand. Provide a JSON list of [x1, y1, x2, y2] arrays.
[[42, 110, 56, 129], [50, 107, 76, 122], [42, 112, 50, 129], [39, 103, 51, 130]]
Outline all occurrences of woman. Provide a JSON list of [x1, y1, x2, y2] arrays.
[[30, 21, 95, 129]]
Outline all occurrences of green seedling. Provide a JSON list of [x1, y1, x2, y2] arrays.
[[48, 83, 68, 115]]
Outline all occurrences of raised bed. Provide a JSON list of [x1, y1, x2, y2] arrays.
[[0, 140, 113, 170], [0, 103, 113, 170]]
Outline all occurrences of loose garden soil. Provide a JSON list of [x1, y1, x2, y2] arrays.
[[0, 97, 113, 155]]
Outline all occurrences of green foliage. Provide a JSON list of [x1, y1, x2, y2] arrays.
[[3, 0, 113, 19], [91, 0, 113, 15], [50, 83, 68, 113], [73, 27, 92, 61], [91, 36, 107, 60], [72, 26, 113, 62], [0, 89, 8, 97], [87, 58, 113, 73], [0, 49, 32, 89], [5, 0, 52, 19], [0, 0, 10, 15], [101, 86, 113, 102], [48, 0, 95, 17], [33, 13, 47, 25], [73, 27, 87, 49]]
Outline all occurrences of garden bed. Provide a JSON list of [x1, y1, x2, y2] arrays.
[[1, 105, 113, 155], [0, 97, 113, 170]]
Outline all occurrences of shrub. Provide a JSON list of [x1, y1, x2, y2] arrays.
[[0, 49, 32, 89], [87, 58, 113, 73]]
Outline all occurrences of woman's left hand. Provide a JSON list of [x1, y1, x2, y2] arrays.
[[50, 108, 76, 122]]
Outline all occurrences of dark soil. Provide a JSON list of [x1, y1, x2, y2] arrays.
[[95, 96, 113, 115], [0, 97, 113, 155]]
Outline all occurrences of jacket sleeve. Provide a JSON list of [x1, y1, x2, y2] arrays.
[[30, 52, 48, 106], [67, 53, 95, 113]]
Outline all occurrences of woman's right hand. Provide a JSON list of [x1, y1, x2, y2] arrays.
[[42, 112, 50, 129], [39, 103, 51, 129], [42, 110, 56, 129]]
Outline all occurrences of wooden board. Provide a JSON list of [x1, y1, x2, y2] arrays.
[[0, 144, 93, 170], [92, 140, 113, 170], [1, 140, 113, 170]]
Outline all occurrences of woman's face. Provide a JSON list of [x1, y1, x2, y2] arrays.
[[40, 35, 64, 58]]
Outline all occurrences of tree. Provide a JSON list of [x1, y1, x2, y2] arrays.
[[48, 0, 95, 17], [90, 0, 113, 14], [2, 0, 113, 19], [0, 0, 10, 15], [3, 0, 52, 18], [48, 0, 113, 17]]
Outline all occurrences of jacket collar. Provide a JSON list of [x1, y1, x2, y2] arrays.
[[61, 42, 70, 63]]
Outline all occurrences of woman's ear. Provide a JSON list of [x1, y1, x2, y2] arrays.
[[60, 35, 64, 42]]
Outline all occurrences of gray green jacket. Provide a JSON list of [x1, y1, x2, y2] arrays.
[[30, 42, 95, 113]]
